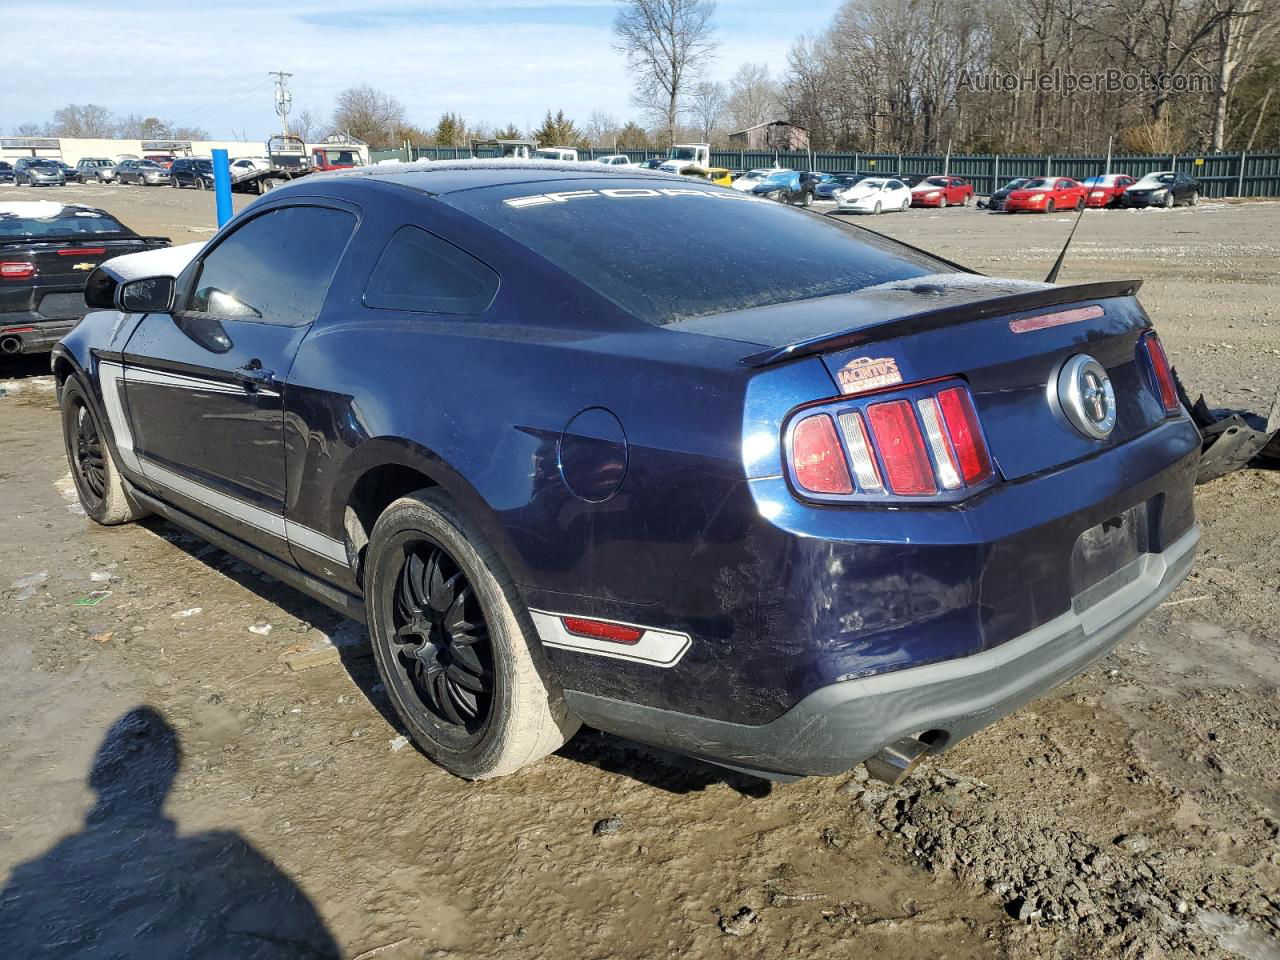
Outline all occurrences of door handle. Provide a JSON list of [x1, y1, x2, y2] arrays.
[[233, 360, 276, 391]]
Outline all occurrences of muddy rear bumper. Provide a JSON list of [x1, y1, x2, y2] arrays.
[[564, 525, 1199, 779]]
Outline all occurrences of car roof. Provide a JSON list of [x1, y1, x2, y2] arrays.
[[319, 159, 692, 196]]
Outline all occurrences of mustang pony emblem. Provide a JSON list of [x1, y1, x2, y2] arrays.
[[836, 356, 903, 394]]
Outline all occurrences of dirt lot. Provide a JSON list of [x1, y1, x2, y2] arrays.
[[1, 182, 1278, 960]]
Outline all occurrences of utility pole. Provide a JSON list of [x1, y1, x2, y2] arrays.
[[269, 71, 293, 138]]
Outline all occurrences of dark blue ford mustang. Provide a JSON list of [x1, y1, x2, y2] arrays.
[[51, 162, 1201, 783]]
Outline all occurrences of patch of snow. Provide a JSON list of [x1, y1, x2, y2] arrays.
[[172, 607, 203, 619], [99, 241, 204, 282], [0, 200, 94, 220]]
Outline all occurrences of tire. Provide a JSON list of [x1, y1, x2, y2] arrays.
[[802, 191, 813, 208], [901, 198, 910, 212], [961, 193, 971, 206], [1190, 191, 1199, 206], [1163, 192, 1174, 209], [365, 489, 579, 779], [1046, 199, 1056, 214], [196, 177, 206, 190], [1075, 195, 1085, 211], [873, 200, 882, 215], [60, 379, 147, 526], [171, 177, 179, 188]]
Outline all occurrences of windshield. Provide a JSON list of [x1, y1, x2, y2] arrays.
[[922, 177, 948, 187], [832, 175, 859, 185], [669, 147, 698, 161], [761, 172, 792, 185], [443, 180, 954, 325], [28, 161, 59, 171], [139, 161, 165, 170], [1135, 173, 1176, 187], [0, 204, 133, 240], [1001, 179, 1028, 190], [1020, 178, 1051, 189], [325, 150, 357, 164], [857, 179, 886, 190]]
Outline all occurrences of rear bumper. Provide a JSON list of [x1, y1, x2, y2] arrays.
[[566, 524, 1198, 777], [0, 318, 79, 354]]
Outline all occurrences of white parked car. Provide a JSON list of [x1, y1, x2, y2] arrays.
[[835, 177, 913, 214], [732, 168, 787, 192], [532, 147, 579, 162], [596, 155, 631, 166], [229, 157, 272, 175]]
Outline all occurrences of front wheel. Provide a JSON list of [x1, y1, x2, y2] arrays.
[[1189, 191, 1199, 206], [60, 380, 147, 526], [1045, 199, 1056, 214], [901, 198, 910, 212], [961, 193, 970, 206], [801, 191, 813, 208], [1075, 196, 1085, 211], [1163, 192, 1175, 209], [873, 201, 882, 215], [365, 489, 579, 779]]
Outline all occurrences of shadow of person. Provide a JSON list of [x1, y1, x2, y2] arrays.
[[0, 707, 341, 959]]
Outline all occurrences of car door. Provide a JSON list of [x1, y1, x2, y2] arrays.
[[122, 201, 358, 561]]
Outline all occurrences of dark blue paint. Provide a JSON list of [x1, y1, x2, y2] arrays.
[[54, 166, 1200, 739]]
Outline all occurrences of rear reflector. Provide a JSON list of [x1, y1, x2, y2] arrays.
[[791, 413, 853, 494], [56, 248, 106, 256], [0, 262, 36, 280], [561, 616, 643, 645], [1141, 333, 1179, 414], [935, 387, 994, 485], [866, 400, 937, 495]]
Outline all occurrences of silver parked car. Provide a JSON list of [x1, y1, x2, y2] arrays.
[[14, 158, 66, 187], [76, 157, 118, 182], [116, 159, 171, 186]]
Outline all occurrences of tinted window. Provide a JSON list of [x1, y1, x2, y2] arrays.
[[187, 206, 355, 325], [443, 180, 953, 325], [364, 225, 498, 315]]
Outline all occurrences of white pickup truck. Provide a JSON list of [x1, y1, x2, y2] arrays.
[[532, 147, 579, 162], [658, 144, 711, 174]]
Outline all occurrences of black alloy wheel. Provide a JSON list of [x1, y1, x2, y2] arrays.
[[389, 539, 494, 734], [72, 402, 106, 505]]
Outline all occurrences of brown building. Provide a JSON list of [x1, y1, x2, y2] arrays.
[[727, 121, 810, 151]]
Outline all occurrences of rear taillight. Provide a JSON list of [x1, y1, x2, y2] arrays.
[[56, 247, 106, 256], [1140, 332, 1179, 414], [785, 379, 995, 503], [791, 413, 853, 494], [0, 261, 35, 280]]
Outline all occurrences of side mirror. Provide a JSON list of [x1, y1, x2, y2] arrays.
[[117, 276, 176, 314], [83, 267, 119, 309]]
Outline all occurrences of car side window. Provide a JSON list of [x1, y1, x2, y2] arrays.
[[186, 206, 356, 325], [364, 225, 499, 315], [888, 180, 904, 190]]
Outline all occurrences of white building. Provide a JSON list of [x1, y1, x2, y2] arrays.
[[1, 135, 368, 167]]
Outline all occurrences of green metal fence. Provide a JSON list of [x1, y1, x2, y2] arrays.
[[369, 146, 1280, 198]]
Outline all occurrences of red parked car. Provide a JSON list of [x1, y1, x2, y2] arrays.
[[1080, 174, 1136, 208], [910, 176, 974, 208], [1003, 177, 1087, 213]]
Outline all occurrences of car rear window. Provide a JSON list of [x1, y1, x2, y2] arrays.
[[441, 179, 952, 324], [364, 225, 499, 314], [0, 205, 132, 239]]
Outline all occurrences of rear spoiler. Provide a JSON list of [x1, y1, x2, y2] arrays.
[[741, 278, 1144, 368], [0, 234, 170, 250]]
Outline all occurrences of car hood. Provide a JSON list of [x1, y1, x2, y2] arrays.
[[911, 183, 945, 192]]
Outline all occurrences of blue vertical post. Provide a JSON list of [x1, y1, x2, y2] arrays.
[[212, 149, 232, 227]]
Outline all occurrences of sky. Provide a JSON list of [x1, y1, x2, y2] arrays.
[[3, 0, 839, 141]]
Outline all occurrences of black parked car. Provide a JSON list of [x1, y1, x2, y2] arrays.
[[1120, 171, 1199, 208], [56, 161, 81, 183], [750, 170, 818, 206], [170, 157, 216, 190], [0, 203, 168, 355], [982, 177, 1030, 211], [0, 161, 14, 185]]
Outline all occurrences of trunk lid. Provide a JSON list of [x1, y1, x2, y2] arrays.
[[670, 274, 1170, 481]]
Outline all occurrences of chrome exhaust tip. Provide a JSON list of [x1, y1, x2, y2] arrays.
[[864, 737, 931, 785]]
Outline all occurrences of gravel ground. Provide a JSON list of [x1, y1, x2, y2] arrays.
[[1, 183, 1278, 960]]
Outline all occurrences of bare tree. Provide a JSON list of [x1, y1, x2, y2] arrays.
[[613, 0, 719, 147], [331, 85, 407, 147], [51, 104, 116, 138], [10, 121, 48, 136], [726, 63, 780, 131], [585, 110, 622, 146], [685, 81, 728, 142], [291, 107, 323, 142]]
